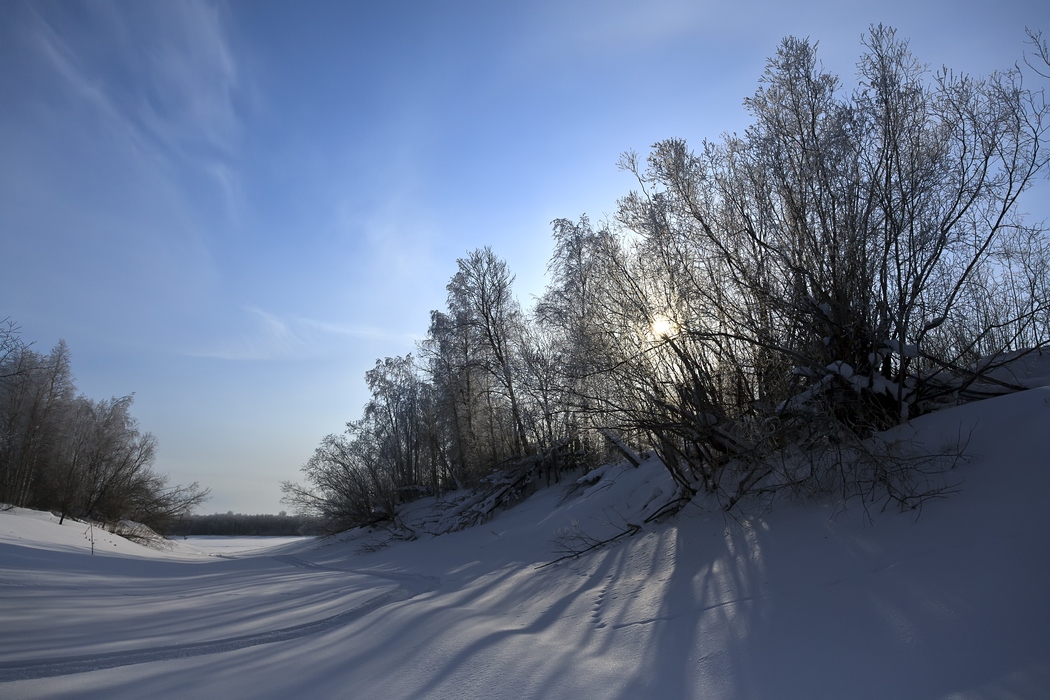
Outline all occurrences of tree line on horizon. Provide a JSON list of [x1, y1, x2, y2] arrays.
[[0, 325, 208, 533], [285, 26, 1049, 530], [169, 511, 325, 537]]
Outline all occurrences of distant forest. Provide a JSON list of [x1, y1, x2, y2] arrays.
[[284, 27, 1050, 531], [169, 512, 325, 537]]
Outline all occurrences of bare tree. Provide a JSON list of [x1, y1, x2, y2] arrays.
[[292, 27, 1049, 525], [420, 308, 496, 483], [606, 26, 1049, 508], [447, 247, 531, 457], [0, 341, 74, 507], [0, 329, 208, 529]]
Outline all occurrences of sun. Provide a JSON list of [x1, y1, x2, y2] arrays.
[[651, 314, 674, 338]]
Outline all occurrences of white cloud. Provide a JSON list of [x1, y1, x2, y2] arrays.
[[182, 306, 308, 361], [183, 307, 419, 362]]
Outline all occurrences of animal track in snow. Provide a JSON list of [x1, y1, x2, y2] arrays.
[[589, 574, 614, 629]]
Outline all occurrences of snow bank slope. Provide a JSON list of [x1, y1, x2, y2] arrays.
[[0, 507, 201, 559], [3, 387, 1050, 699]]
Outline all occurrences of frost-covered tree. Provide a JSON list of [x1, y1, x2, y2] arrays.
[[291, 27, 1050, 521], [447, 247, 531, 457], [0, 330, 207, 530], [606, 26, 1050, 505]]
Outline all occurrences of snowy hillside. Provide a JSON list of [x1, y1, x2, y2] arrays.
[[2, 382, 1050, 699]]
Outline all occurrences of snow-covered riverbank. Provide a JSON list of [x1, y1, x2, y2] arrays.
[[3, 383, 1050, 699]]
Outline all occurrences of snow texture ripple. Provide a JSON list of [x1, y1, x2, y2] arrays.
[[0, 555, 437, 682]]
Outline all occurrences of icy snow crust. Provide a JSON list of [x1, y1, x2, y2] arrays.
[[3, 387, 1050, 698]]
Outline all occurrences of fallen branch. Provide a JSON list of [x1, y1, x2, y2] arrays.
[[537, 519, 641, 569]]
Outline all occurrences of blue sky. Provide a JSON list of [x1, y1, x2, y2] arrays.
[[2, 0, 1047, 514]]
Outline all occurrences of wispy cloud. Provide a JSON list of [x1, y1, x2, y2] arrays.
[[296, 317, 417, 342], [514, 0, 727, 61], [23, 0, 243, 202], [183, 307, 309, 361], [0, 0, 251, 348], [184, 307, 419, 361]]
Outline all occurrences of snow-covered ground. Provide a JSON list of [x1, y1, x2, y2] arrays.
[[2, 383, 1050, 698]]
